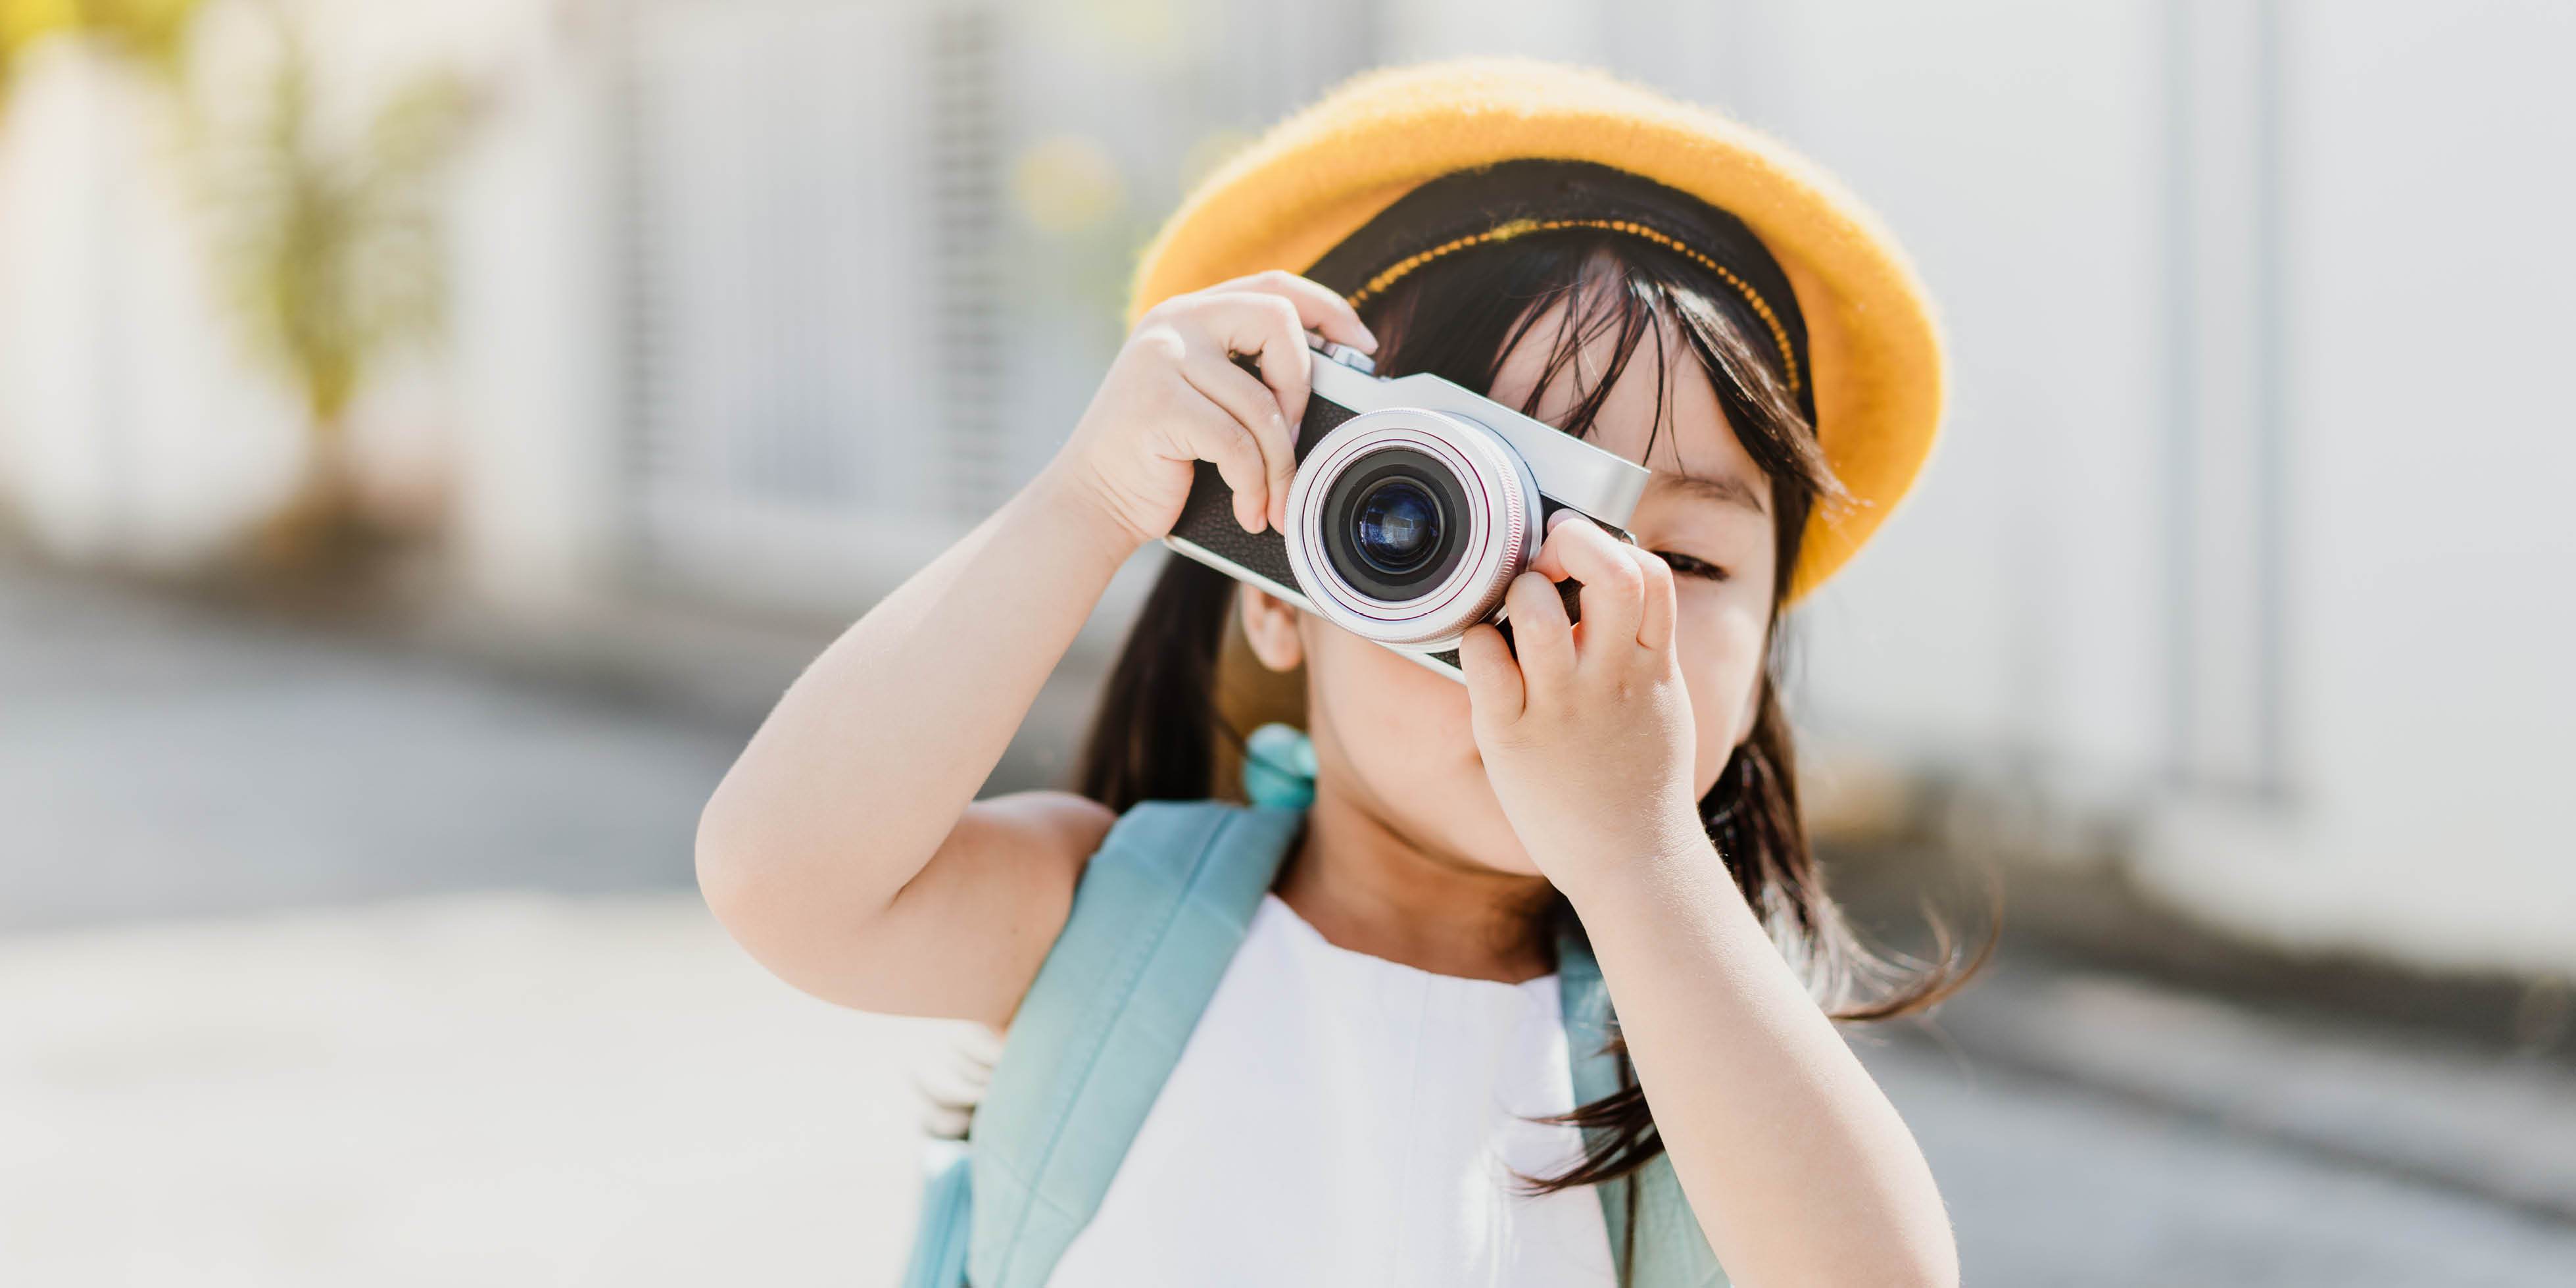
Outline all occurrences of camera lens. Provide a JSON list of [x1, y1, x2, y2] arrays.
[[1318, 447, 1470, 601], [1352, 478, 1442, 574], [1280, 407, 1547, 651]]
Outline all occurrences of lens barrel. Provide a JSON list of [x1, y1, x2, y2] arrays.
[[1280, 408, 1542, 651]]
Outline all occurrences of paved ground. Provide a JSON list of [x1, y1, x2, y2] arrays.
[[0, 571, 737, 931], [6, 562, 2574, 1286]]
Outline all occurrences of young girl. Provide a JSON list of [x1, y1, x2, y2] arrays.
[[698, 58, 1976, 1287]]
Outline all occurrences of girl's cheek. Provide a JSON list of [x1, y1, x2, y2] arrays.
[[1309, 623, 1536, 872], [1384, 635, 1475, 739], [1675, 597, 1770, 791], [1312, 625, 1476, 753]]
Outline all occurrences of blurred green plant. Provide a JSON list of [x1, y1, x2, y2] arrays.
[[205, 5, 478, 567], [0, 0, 197, 101], [5, 0, 478, 572]]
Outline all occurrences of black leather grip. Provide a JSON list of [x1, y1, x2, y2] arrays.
[[1167, 371, 1361, 595]]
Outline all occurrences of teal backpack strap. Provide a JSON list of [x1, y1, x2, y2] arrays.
[[1557, 920, 1730, 1287], [898, 1137, 972, 1288], [963, 799, 1305, 1288]]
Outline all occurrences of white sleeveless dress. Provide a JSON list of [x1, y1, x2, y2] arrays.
[[1045, 890, 1618, 1287]]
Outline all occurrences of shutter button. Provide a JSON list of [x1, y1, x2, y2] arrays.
[[1316, 340, 1376, 376]]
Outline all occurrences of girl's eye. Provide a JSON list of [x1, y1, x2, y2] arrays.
[[1655, 551, 1730, 582]]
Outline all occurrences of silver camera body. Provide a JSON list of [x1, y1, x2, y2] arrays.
[[1163, 334, 1651, 681]]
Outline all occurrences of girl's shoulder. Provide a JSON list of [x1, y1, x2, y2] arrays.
[[845, 789, 1117, 1031]]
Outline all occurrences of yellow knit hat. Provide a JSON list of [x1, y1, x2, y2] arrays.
[[1125, 55, 1947, 603]]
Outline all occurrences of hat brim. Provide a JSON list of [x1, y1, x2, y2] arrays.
[[1125, 55, 1946, 604]]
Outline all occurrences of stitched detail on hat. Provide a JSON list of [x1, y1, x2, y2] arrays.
[[1344, 215, 1803, 395]]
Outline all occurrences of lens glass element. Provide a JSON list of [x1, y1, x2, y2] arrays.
[[1318, 446, 1471, 601], [1352, 478, 1442, 574]]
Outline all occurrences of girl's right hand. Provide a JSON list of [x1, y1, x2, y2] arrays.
[[1042, 269, 1378, 551]]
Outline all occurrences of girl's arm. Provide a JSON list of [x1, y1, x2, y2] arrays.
[[695, 474, 1136, 1027], [695, 271, 1375, 1029], [1568, 848, 1958, 1287], [1459, 518, 1956, 1287]]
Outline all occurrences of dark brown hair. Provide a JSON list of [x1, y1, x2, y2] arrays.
[[1067, 225, 1988, 1272]]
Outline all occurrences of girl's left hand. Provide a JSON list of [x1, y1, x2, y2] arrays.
[[1457, 514, 1711, 898]]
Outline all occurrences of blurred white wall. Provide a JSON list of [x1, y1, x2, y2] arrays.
[[445, 1, 627, 615], [1642, 0, 2576, 977], [2143, 0, 2576, 974]]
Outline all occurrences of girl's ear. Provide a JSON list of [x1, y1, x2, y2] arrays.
[[1236, 584, 1305, 673]]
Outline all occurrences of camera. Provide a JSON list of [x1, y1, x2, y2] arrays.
[[1164, 332, 1652, 681]]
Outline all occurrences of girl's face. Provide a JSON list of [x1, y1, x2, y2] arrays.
[[1244, 297, 1783, 878]]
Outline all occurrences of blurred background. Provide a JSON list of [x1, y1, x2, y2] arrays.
[[4, 0, 2572, 1284]]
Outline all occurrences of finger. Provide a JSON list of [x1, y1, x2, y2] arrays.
[[1163, 376, 1273, 533], [1632, 545, 1677, 652], [1177, 343, 1299, 531], [1202, 268, 1378, 353], [1455, 622, 1524, 728], [1190, 293, 1314, 530], [1500, 569, 1576, 696], [1528, 514, 1645, 655]]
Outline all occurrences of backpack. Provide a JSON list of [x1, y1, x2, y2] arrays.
[[897, 799, 1726, 1287]]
